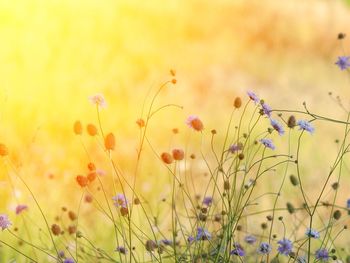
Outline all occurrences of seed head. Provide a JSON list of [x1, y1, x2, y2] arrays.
[[73, 121, 83, 135]]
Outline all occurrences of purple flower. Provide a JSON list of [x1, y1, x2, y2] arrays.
[[277, 238, 293, 255], [244, 235, 257, 244], [64, 259, 75, 263], [305, 228, 320, 239], [15, 204, 28, 215], [116, 246, 127, 254], [160, 239, 173, 246], [335, 56, 350, 70], [259, 138, 275, 150], [270, 119, 285, 136], [257, 242, 272, 255], [261, 103, 272, 117], [58, 251, 65, 258], [297, 120, 315, 134], [0, 214, 11, 230], [187, 236, 194, 243], [230, 243, 245, 257], [315, 248, 329, 262], [202, 196, 213, 206], [247, 91, 260, 104], [229, 143, 243, 153], [112, 194, 128, 208], [195, 227, 211, 241]]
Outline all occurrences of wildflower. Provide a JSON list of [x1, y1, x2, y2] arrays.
[[261, 103, 272, 117], [145, 240, 157, 252], [51, 224, 61, 236], [84, 194, 93, 203], [289, 175, 299, 186], [259, 138, 275, 150], [202, 196, 213, 206], [87, 171, 97, 182], [136, 118, 145, 128], [15, 205, 28, 215], [171, 78, 177, 84], [244, 235, 257, 244], [247, 91, 260, 104], [73, 121, 83, 135], [333, 210, 342, 220], [172, 149, 184, 161], [277, 238, 293, 255], [270, 119, 285, 135], [112, 194, 128, 209], [120, 207, 128, 216], [187, 236, 194, 243], [186, 115, 204, 132], [160, 239, 173, 246], [0, 144, 8, 157], [195, 227, 211, 241], [68, 225, 77, 235], [347, 198, 350, 209], [315, 248, 329, 262], [116, 246, 127, 254], [230, 243, 245, 257], [87, 162, 96, 171], [257, 242, 272, 255], [305, 228, 320, 239], [89, 94, 106, 108], [86, 124, 98, 136], [228, 143, 243, 153], [104, 133, 115, 151], [234, 97, 242, 108], [58, 251, 65, 258], [335, 56, 350, 70], [287, 115, 296, 128], [161, 152, 173, 164], [297, 120, 315, 134], [0, 214, 11, 230], [64, 259, 75, 263], [68, 211, 77, 221], [76, 175, 89, 187]]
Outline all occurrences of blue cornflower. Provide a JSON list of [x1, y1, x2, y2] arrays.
[[305, 228, 320, 239], [315, 248, 329, 262], [347, 199, 350, 209], [335, 56, 350, 70], [244, 235, 257, 244], [270, 119, 285, 136], [261, 103, 272, 117], [195, 227, 211, 241], [260, 138, 275, 150], [297, 120, 315, 134], [202, 196, 213, 206], [160, 239, 173, 246], [257, 242, 272, 255], [229, 143, 243, 153], [116, 246, 127, 254], [64, 259, 75, 263], [230, 243, 245, 257], [277, 238, 293, 255], [247, 91, 260, 104], [187, 236, 194, 243]]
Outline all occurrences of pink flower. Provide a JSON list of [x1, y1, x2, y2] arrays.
[[186, 115, 204, 132], [89, 94, 107, 108], [15, 204, 28, 215], [0, 214, 11, 230]]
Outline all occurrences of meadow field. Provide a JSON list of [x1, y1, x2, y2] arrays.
[[1, 0, 350, 262]]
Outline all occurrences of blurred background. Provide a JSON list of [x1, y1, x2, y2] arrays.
[[1, 0, 350, 260]]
